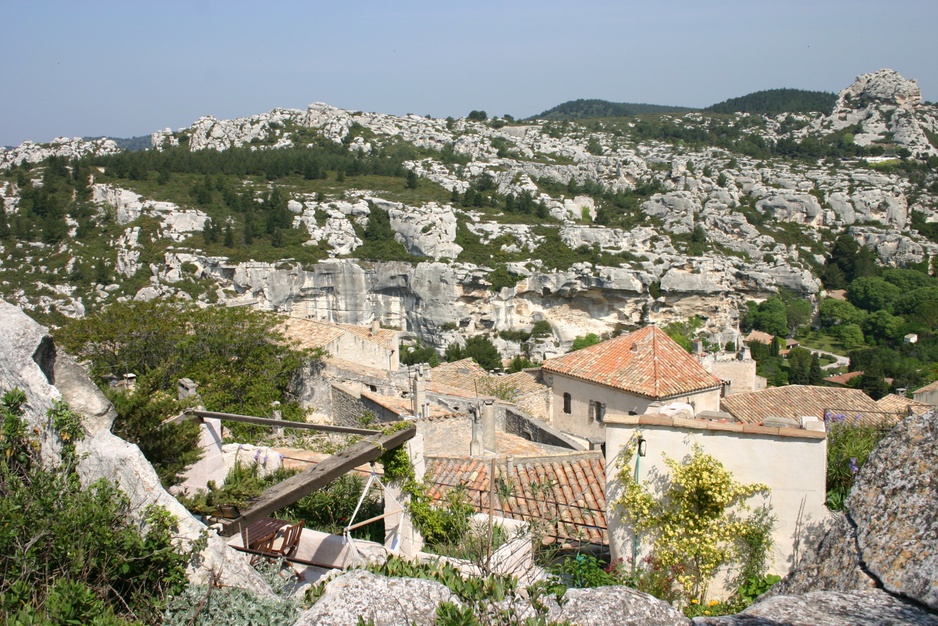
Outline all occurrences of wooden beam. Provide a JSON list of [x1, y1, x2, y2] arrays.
[[219, 425, 415, 536], [164, 409, 380, 435]]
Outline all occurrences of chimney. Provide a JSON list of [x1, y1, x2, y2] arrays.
[[482, 399, 496, 452], [177, 378, 199, 401], [412, 365, 427, 419], [372, 318, 380, 335], [470, 405, 483, 456]]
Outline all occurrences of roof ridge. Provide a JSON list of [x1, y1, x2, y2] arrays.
[[652, 327, 660, 398]]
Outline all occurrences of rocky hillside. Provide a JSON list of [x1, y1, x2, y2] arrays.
[[0, 69, 936, 358]]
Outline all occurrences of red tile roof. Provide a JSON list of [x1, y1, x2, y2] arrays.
[[876, 394, 932, 416], [279, 317, 398, 352], [720, 385, 891, 427], [425, 454, 607, 545], [824, 371, 864, 386], [540, 326, 722, 400]]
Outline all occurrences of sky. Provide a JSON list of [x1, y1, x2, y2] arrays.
[[2, 0, 937, 147]]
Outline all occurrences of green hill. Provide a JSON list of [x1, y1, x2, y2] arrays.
[[531, 99, 697, 120], [705, 89, 837, 115]]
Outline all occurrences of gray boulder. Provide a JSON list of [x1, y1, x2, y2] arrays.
[[547, 585, 690, 626], [847, 409, 938, 610], [293, 570, 461, 626], [693, 590, 938, 625]]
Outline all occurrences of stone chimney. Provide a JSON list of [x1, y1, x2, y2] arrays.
[[482, 399, 496, 452], [177, 378, 199, 401], [412, 365, 427, 419], [470, 405, 483, 456], [372, 318, 381, 335]]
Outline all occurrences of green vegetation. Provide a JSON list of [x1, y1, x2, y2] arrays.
[[445, 335, 503, 371], [0, 390, 190, 623], [532, 99, 696, 120], [55, 301, 319, 467], [823, 414, 892, 510], [705, 89, 837, 115], [179, 462, 384, 542], [163, 558, 301, 626], [570, 333, 601, 351], [616, 441, 775, 611]]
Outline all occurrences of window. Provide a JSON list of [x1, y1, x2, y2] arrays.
[[563, 392, 572, 414], [589, 400, 606, 423]]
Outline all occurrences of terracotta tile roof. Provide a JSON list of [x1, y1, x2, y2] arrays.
[[540, 326, 722, 400], [279, 317, 344, 352], [876, 394, 932, 416], [279, 317, 397, 352], [431, 359, 489, 391], [745, 330, 776, 345], [425, 453, 607, 545], [361, 391, 456, 419], [824, 371, 863, 386], [721, 385, 892, 427], [914, 380, 938, 394], [499, 369, 548, 398], [430, 360, 548, 402], [340, 323, 399, 351]]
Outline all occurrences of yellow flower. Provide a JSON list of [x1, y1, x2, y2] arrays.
[[691, 599, 698, 605], [704, 610, 711, 615], [709, 600, 719, 606]]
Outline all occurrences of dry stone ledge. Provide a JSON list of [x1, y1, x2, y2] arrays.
[[292, 570, 462, 626], [847, 409, 938, 610], [546, 585, 691, 626], [692, 590, 938, 626]]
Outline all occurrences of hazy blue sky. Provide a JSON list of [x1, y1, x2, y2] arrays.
[[2, 0, 936, 147]]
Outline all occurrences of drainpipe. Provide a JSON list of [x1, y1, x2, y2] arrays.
[[632, 435, 647, 575]]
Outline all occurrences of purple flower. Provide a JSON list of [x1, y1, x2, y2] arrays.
[[849, 458, 859, 475], [854, 414, 861, 423]]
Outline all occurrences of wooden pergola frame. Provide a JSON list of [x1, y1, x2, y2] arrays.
[[171, 409, 415, 537]]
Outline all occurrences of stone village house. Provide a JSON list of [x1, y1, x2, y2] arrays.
[[538, 327, 833, 586], [249, 318, 903, 590]]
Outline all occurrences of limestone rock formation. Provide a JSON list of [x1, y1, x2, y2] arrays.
[[0, 300, 270, 595], [759, 408, 938, 622], [0, 136, 119, 169], [694, 590, 938, 625], [847, 409, 938, 610], [821, 69, 938, 157], [292, 570, 461, 626], [764, 513, 875, 597]]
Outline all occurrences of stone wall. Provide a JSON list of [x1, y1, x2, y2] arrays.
[[330, 383, 372, 427], [504, 408, 584, 451]]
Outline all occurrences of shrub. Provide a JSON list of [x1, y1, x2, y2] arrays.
[[549, 553, 616, 588], [824, 413, 891, 509], [615, 440, 774, 602], [570, 333, 601, 351], [0, 390, 190, 623], [163, 558, 300, 625]]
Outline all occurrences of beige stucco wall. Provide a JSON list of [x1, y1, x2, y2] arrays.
[[544, 371, 721, 440], [914, 387, 938, 407], [604, 418, 829, 596], [329, 333, 399, 371]]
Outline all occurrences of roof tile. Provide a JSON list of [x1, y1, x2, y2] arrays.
[[425, 454, 607, 545], [541, 326, 722, 399]]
